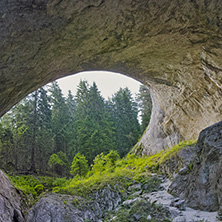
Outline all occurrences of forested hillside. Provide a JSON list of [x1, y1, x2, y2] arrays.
[[0, 81, 151, 176]]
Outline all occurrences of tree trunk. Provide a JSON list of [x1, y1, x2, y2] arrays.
[[30, 91, 37, 173]]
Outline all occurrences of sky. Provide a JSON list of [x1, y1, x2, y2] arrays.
[[57, 71, 142, 99]]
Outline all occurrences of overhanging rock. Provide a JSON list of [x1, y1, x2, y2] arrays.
[[0, 0, 222, 154]]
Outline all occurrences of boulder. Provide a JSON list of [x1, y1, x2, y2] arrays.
[[0, 170, 25, 222], [26, 194, 85, 222], [26, 186, 122, 222], [169, 121, 222, 212]]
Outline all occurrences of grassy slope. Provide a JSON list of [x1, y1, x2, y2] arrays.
[[9, 140, 196, 200]]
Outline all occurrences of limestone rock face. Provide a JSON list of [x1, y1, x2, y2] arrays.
[[0, 170, 25, 222], [0, 0, 222, 154], [26, 187, 121, 222], [169, 121, 222, 212]]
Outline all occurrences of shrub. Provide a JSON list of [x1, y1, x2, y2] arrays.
[[34, 184, 45, 195], [52, 177, 68, 187], [70, 153, 89, 178]]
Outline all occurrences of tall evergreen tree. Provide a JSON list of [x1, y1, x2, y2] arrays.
[[110, 88, 141, 157], [0, 120, 15, 171], [70, 153, 89, 178], [35, 87, 53, 172], [75, 81, 115, 164], [49, 82, 69, 154], [30, 90, 38, 172], [136, 85, 152, 133], [66, 90, 78, 161], [1, 95, 39, 171]]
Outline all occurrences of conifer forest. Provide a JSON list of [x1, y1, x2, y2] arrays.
[[0, 81, 151, 177]]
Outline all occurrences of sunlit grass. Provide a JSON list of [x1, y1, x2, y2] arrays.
[[9, 140, 196, 199], [58, 140, 196, 196]]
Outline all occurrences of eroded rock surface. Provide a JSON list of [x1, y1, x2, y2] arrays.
[[169, 121, 222, 212], [0, 0, 222, 154], [0, 170, 24, 222], [26, 187, 121, 222], [159, 144, 196, 179]]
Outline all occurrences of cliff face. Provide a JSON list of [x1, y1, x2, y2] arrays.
[[0, 0, 222, 154], [169, 121, 222, 214]]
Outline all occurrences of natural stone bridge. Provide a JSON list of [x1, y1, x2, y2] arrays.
[[0, 0, 222, 154]]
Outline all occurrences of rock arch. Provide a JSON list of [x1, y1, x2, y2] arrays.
[[0, 0, 222, 154]]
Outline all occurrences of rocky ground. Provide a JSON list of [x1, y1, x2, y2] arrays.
[[142, 176, 219, 222], [24, 173, 221, 222]]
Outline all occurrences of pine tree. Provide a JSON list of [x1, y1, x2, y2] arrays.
[[0, 121, 15, 171], [66, 90, 78, 161], [48, 153, 66, 176], [2, 95, 40, 171], [136, 85, 152, 133], [91, 153, 106, 175], [49, 82, 69, 154], [36, 87, 53, 172], [75, 81, 116, 164], [30, 90, 38, 172], [110, 88, 141, 157]]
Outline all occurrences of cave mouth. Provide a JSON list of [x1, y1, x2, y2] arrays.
[[0, 70, 152, 175]]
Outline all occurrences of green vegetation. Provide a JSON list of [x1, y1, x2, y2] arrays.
[[1, 78, 198, 221], [0, 81, 150, 176], [72, 198, 80, 207], [8, 140, 196, 201], [151, 140, 196, 167], [9, 175, 50, 197], [8, 141, 196, 200], [48, 153, 67, 176], [132, 140, 196, 170], [136, 85, 152, 133], [70, 153, 89, 178], [57, 141, 195, 196]]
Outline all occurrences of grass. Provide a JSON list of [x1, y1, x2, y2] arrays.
[[58, 140, 196, 197], [144, 140, 196, 169], [9, 140, 196, 200], [8, 174, 69, 198]]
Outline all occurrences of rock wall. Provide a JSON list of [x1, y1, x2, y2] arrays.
[[0, 0, 222, 154], [0, 170, 25, 222], [169, 121, 222, 212]]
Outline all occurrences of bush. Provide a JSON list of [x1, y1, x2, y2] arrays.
[[52, 177, 68, 187], [34, 184, 45, 195], [70, 153, 89, 178]]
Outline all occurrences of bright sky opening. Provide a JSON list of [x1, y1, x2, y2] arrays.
[[57, 71, 142, 99]]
